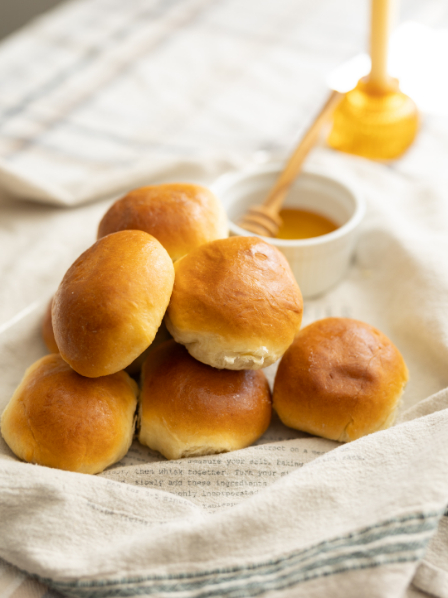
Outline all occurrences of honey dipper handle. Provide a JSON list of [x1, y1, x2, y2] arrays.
[[369, 0, 394, 92], [262, 89, 342, 215]]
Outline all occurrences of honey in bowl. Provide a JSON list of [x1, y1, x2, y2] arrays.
[[276, 208, 338, 240]]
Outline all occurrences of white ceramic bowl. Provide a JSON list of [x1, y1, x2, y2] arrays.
[[212, 164, 365, 298]]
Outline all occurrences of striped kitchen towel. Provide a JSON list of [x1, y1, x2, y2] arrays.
[[1, 0, 446, 206]]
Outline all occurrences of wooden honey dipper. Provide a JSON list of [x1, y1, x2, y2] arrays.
[[238, 90, 342, 238]]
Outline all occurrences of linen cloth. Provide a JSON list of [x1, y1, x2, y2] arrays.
[[1, 1, 448, 597]]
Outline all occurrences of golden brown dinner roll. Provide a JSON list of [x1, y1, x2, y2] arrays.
[[53, 230, 174, 378], [139, 340, 272, 459], [273, 318, 409, 442], [97, 183, 228, 261], [42, 295, 171, 376], [41, 298, 58, 353], [165, 236, 303, 370], [1, 354, 138, 474]]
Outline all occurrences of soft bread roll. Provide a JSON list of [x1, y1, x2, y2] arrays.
[[165, 236, 303, 370], [139, 340, 272, 459], [97, 183, 228, 261], [273, 318, 409, 442], [42, 298, 58, 353], [53, 230, 174, 377], [1, 354, 138, 474], [43, 294, 171, 377]]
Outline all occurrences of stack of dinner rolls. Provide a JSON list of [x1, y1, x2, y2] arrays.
[[1, 182, 408, 474]]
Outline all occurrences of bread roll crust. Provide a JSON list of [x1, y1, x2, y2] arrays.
[[52, 230, 174, 377], [42, 296, 171, 376], [166, 236, 303, 369], [273, 318, 409, 442], [1, 354, 138, 474], [139, 341, 272, 459], [97, 183, 228, 261], [124, 321, 172, 376], [42, 298, 58, 353]]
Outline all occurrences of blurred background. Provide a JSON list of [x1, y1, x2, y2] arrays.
[[0, 0, 447, 208], [0, 0, 63, 40], [1, 0, 445, 40]]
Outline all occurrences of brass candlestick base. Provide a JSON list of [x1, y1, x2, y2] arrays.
[[328, 78, 418, 160]]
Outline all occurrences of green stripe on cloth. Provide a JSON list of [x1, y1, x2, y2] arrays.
[[37, 510, 441, 598]]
